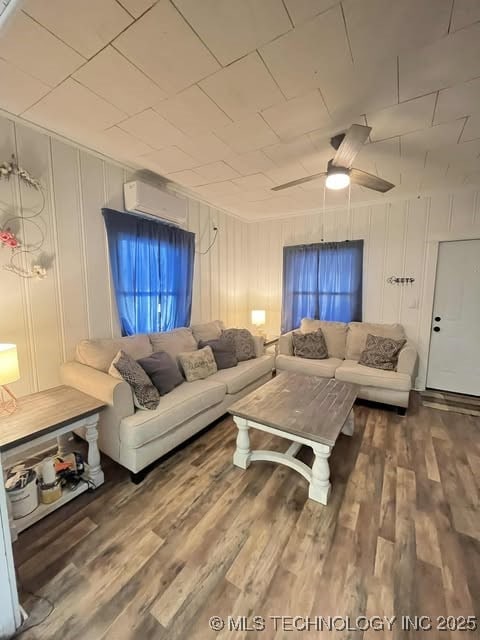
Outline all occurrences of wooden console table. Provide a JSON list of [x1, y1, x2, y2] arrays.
[[0, 385, 105, 539]]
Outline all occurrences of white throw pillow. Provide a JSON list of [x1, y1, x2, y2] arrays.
[[178, 346, 218, 382]]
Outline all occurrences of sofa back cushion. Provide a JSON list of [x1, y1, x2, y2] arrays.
[[299, 319, 347, 359], [191, 320, 224, 343], [149, 327, 197, 361], [346, 322, 405, 361], [76, 334, 152, 373]]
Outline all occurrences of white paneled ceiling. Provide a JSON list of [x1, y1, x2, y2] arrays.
[[1, 0, 480, 220], [23, 0, 133, 58]]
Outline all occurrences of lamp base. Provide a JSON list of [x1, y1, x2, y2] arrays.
[[251, 326, 267, 339], [0, 385, 17, 415]]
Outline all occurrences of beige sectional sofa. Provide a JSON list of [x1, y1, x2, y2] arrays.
[[60, 324, 274, 481], [276, 319, 418, 413]]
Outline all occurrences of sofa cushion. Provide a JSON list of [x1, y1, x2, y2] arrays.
[[275, 354, 342, 378], [198, 337, 238, 370], [120, 379, 226, 449], [76, 334, 152, 372], [137, 351, 184, 396], [335, 359, 411, 392], [109, 350, 160, 410], [149, 327, 197, 361], [208, 354, 274, 394], [222, 328, 256, 362], [191, 320, 224, 343], [292, 328, 328, 359], [359, 334, 406, 371], [346, 322, 405, 361], [300, 319, 347, 359]]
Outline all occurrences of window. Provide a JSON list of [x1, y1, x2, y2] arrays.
[[281, 240, 363, 333], [103, 208, 195, 336]]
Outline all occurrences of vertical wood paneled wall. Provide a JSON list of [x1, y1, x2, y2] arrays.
[[248, 192, 480, 388], [0, 115, 248, 397], [2, 112, 479, 396]]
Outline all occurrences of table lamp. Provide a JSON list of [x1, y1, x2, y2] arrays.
[[251, 309, 266, 337], [0, 344, 20, 415]]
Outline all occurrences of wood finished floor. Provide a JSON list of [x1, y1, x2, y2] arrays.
[[14, 394, 480, 639]]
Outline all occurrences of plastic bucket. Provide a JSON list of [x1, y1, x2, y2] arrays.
[[7, 471, 39, 519]]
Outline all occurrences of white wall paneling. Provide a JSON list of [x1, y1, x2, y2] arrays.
[[2, 111, 479, 396], [0, 113, 248, 397], [248, 190, 480, 389]]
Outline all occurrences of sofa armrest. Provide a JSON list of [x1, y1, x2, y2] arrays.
[[60, 361, 134, 418], [396, 342, 418, 380], [278, 331, 294, 356], [252, 335, 265, 357]]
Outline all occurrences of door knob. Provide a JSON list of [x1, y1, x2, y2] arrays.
[[433, 326, 440, 332], [434, 316, 441, 322]]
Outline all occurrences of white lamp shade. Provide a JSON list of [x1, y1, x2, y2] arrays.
[[251, 309, 266, 326], [0, 344, 20, 385], [325, 172, 350, 190]]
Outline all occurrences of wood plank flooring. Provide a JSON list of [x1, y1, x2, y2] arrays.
[[13, 394, 480, 639]]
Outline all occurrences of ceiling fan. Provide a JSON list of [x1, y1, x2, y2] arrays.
[[271, 124, 395, 193]]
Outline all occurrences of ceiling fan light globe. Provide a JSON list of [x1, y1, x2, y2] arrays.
[[325, 172, 350, 190]]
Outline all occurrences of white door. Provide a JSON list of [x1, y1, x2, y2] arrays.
[[427, 239, 480, 395]]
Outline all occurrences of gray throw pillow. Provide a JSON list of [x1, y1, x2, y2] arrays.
[[198, 337, 238, 370], [178, 346, 217, 382], [137, 351, 184, 396], [359, 334, 407, 371], [292, 329, 328, 359], [222, 328, 256, 362], [109, 350, 160, 410]]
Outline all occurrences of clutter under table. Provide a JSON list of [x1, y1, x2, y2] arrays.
[[0, 385, 105, 539]]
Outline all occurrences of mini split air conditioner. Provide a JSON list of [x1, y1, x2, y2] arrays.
[[124, 180, 187, 226]]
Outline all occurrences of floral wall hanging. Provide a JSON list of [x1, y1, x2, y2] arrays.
[[0, 155, 47, 279]]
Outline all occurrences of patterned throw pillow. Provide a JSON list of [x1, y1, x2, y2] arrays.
[[292, 328, 329, 359], [109, 350, 160, 410], [198, 337, 238, 370], [359, 334, 407, 371], [222, 328, 256, 362], [178, 346, 218, 382]]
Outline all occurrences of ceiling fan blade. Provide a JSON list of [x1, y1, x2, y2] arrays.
[[350, 168, 395, 193], [271, 172, 326, 191], [332, 124, 371, 168]]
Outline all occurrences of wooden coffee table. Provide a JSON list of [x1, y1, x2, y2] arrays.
[[229, 372, 358, 505]]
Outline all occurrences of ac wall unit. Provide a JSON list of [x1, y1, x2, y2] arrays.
[[124, 180, 187, 226]]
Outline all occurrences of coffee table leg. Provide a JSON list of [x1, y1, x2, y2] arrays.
[[341, 409, 354, 436], [233, 417, 251, 469], [309, 444, 331, 505]]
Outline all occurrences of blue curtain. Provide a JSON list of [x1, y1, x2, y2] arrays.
[[102, 208, 195, 335], [281, 240, 363, 333]]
